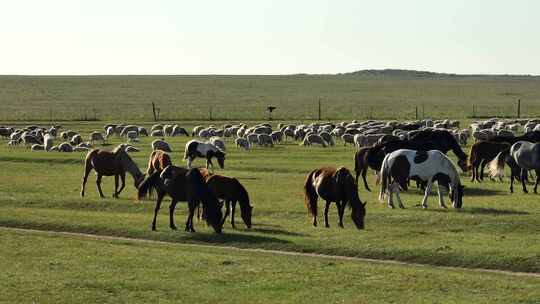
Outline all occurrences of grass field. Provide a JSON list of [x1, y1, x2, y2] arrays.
[[1, 73, 540, 121], [1, 228, 539, 304], [1, 74, 540, 302]]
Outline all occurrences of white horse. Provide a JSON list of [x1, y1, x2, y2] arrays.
[[184, 139, 226, 172], [379, 149, 464, 209]]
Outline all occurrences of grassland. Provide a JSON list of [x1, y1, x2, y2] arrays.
[[1, 73, 540, 121], [0, 120, 539, 278], [1, 228, 539, 304]]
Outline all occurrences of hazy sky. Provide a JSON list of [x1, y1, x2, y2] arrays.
[[1, 0, 539, 75]]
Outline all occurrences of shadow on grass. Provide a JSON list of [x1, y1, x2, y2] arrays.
[[464, 187, 506, 196], [250, 227, 306, 237], [185, 231, 290, 244], [422, 207, 529, 215]]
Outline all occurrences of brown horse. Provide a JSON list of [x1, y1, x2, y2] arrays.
[[304, 167, 366, 229], [353, 147, 381, 191], [469, 141, 511, 182], [205, 174, 253, 229], [81, 144, 144, 198], [146, 150, 172, 176], [137, 165, 223, 233]]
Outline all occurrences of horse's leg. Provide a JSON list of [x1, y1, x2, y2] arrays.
[[187, 157, 192, 169], [470, 162, 476, 182], [362, 166, 371, 192], [534, 169, 540, 194], [113, 175, 119, 198], [395, 186, 405, 209], [151, 192, 165, 231], [116, 172, 126, 197], [421, 180, 434, 209], [230, 200, 237, 229], [337, 201, 345, 228], [169, 199, 178, 230], [521, 169, 529, 193], [186, 201, 197, 232], [437, 182, 447, 209], [80, 165, 92, 197], [324, 201, 331, 228], [96, 173, 105, 198], [387, 182, 396, 209], [510, 170, 515, 193], [480, 159, 488, 182]]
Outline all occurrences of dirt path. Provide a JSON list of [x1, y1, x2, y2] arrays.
[[2, 226, 539, 278]]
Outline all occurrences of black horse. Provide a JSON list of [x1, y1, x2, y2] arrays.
[[138, 166, 223, 233], [354, 129, 468, 191]]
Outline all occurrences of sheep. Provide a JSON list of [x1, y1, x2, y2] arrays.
[[151, 139, 172, 152], [172, 125, 189, 137], [126, 130, 139, 142], [341, 134, 355, 146], [138, 127, 149, 137], [247, 133, 259, 146], [151, 124, 163, 132], [301, 134, 327, 147], [163, 124, 174, 136], [235, 138, 250, 150], [58, 142, 74, 152], [120, 125, 139, 137], [151, 130, 165, 137], [124, 145, 140, 153], [209, 136, 226, 151], [319, 132, 334, 146], [258, 134, 274, 147], [0, 127, 13, 138], [271, 131, 283, 143], [73, 146, 90, 152], [70, 134, 82, 145], [106, 126, 115, 138], [43, 134, 54, 151], [22, 134, 41, 145], [89, 131, 105, 145], [31, 144, 45, 151]]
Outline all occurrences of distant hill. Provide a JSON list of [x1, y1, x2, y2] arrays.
[[339, 69, 538, 78]]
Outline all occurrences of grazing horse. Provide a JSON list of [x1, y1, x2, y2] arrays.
[[489, 141, 540, 193], [408, 129, 469, 172], [304, 167, 366, 229], [184, 139, 225, 172], [81, 144, 144, 198], [353, 147, 380, 192], [379, 149, 464, 209], [137, 166, 223, 233], [146, 150, 172, 176], [468, 141, 511, 182], [205, 174, 253, 229]]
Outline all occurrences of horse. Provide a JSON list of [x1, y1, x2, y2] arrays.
[[146, 150, 172, 176], [468, 141, 511, 182], [488, 141, 540, 193], [304, 167, 366, 229], [408, 129, 469, 172], [379, 149, 464, 209], [137, 166, 223, 233], [353, 147, 380, 192], [184, 139, 225, 172], [205, 174, 253, 229], [81, 144, 144, 198]]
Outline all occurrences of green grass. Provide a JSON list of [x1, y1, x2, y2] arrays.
[[1, 74, 540, 121], [1, 229, 539, 304], [0, 120, 539, 276]]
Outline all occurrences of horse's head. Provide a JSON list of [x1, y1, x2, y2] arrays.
[[457, 158, 468, 172], [241, 205, 253, 229], [450, 184, 465, 209], [351, 200, 367, 230], [216, 150, 226, 169]]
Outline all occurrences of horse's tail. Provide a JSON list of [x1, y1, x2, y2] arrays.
[[488, 148, 509, 179], [83, 149, 98, 172], [303, 169, 318, 218], [146, 151, 157, 176], [137, 171, 162, 201], [378, 154, 391, 202]]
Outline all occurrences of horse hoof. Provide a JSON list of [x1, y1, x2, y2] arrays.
[[422, 205, 428, 209], [152, 227, 157, 231], [387, 205, 395, 209], [170, 226, 177, 230], [399, 205, 405, 209]]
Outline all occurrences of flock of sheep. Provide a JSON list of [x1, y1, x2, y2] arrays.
[[0, 118, 535, 156]]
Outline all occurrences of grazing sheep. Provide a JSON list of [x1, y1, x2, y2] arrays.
[[126, 130, 139, 142], [89, 131, 105, 145], [283, 128, 295, 140], [48, 127, 58, 137], [192, 125, 204, 137], [235, 138, 250, 150], [151, 139, 172, 152], [271, 131, 283, 143], [71, 134, 82, 145], [341, 134, 355, 146], [22, 134, 41, 145], [163, 124, 174, 136], [138, 127, 149, 137], [319, 132, 334, 146], [120, 125, 139, 137], [31, 144, 45, 151], [151, 129, 164, 137], [77, 142, 93, 149], [209, 136, 226, 151], [124, 145, 140, 152], [43, 134, 54, 151], [0, 127, 13, 138], [151, 124, 163, 132], [172, 125, 189, 137], [73, 146, 90, 152], [247, 133, 259, 146], [58, 142, 74, 152], [301, 134, 327, 147], [258, 134, 274, 147], [105, 126, 115, 138]]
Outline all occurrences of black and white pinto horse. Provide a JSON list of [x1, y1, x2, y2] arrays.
[[379, 149, 464, 209], [184, 139, 226, 172], [488, 141, 540, 193]]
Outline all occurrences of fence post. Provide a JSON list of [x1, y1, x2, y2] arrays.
[[151, 102, 157, 121], [318, 98, 321, 121], [517, 99, 521, 118]]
